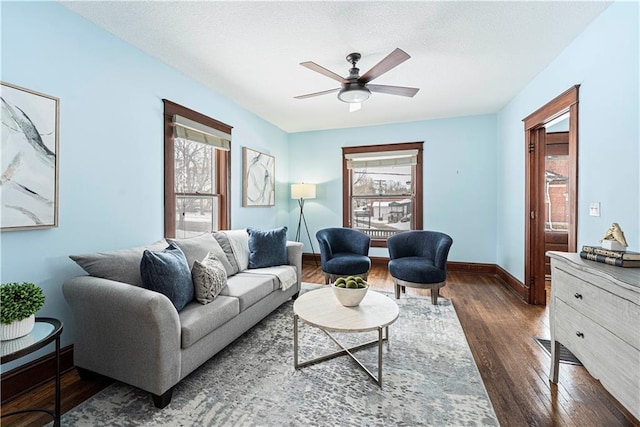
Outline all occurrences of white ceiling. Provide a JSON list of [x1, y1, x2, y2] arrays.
[[60, 1, 611, 133]]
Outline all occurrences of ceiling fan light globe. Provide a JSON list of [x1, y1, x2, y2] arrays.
[[338, 87, 371, 103]]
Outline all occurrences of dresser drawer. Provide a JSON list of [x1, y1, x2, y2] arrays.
[[555, 299, 640, 418], [554, 267, 640, 350]]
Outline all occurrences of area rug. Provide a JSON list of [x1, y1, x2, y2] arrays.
[[56, 284, 498, 426]]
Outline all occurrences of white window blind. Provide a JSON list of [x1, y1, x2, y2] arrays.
[[173, 115, 231, 151], [345, 149, 418, 169]]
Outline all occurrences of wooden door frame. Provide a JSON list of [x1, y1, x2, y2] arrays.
[[523, 86, 579, 305]]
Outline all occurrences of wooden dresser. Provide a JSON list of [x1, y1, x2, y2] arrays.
[[547, 251, 640, 420]]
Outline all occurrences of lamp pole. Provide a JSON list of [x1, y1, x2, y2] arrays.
[[295, 197, 318, 267]]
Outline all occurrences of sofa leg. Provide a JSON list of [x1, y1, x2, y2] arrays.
[[152, 388, 174, 409], [76, 367, 101, 381], [291, 291, 300, 300]]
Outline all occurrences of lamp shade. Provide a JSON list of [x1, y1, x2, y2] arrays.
[[291, 183, 316, 199]]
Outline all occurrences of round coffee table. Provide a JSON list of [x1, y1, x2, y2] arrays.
[[293, 287, 399, 387]]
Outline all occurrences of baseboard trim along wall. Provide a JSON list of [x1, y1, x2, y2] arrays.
[[495, 265, 528, 300], [304, 253, 511, 276], [1, 345, 75, 404]]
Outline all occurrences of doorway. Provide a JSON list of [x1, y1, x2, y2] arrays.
[[523, 86, 579, 305]]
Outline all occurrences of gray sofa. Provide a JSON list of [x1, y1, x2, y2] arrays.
[[63, 232, 302, 408]]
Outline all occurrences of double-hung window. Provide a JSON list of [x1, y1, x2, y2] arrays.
[[163, 100, 231, 238], [342, 142, 423, 247]]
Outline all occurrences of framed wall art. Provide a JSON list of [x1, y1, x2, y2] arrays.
[[242, 147, 275, 207], [1, 82, 60, 231]]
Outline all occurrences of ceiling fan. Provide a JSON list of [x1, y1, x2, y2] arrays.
[[295, 48, 419, 110]]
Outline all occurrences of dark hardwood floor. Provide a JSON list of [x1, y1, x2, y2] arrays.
[[2, 262, 638, 426]]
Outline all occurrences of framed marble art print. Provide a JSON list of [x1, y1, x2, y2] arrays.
[[1, 82, 60, 230], [242, 147, 275, 207]]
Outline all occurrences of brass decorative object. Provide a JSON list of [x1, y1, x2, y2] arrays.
[[600, 223, 628, 250]]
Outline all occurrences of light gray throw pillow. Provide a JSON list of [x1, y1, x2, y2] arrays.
[[168, 233, 235, 277], [212, 231, 240, 275], [192, 253, 227, 304], [70, 239, 168, 286]]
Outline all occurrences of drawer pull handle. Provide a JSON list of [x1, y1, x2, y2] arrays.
[[574, 293, 583, 299], [576, 332, 584, 338]]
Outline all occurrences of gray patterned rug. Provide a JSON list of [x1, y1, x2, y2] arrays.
[[57, 284, 498, 426]]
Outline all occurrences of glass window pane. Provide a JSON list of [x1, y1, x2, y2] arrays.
[[351, 197, 412, 239], [174, 138, 216, 194], [352, 165, 412, 196], [351, 163, 414, 239], [175, 196, 219, 238], [545, 155, 569, 231]]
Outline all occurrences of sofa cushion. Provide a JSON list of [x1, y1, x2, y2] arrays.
[[192, 253, 227, 304], [178, 295, 240, 348], [140, 243, 194, 312], [247, 226, 288, 269], [212, 232, 240, 275], [219, 272, 276, 311], [167, 234, 235, 277], [70, 240, 168, 286]]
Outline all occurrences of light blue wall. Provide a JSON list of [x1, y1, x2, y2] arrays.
[[2, 0, 637, 374], [0, 2, 289, 370], [496, 1, 639, 281], [289, 115, 498, 263]]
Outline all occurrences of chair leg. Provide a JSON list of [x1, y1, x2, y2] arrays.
[[394, 280, 401, 299], [431, 287, 439, 305]]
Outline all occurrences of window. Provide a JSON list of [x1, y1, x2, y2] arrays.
[[342, 142, 423, 247], [163, 100, 231, 238]]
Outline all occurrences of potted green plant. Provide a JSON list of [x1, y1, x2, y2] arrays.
[[1, 282, 45, 341]]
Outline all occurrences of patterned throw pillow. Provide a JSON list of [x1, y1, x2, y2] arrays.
[[192, 253, 227, 304]]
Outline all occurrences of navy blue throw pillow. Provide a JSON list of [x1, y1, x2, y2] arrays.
[[247, 226, 288, 269], [140, 243, 194, 311]]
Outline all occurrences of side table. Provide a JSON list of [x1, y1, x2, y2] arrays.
[[1, 317, 63, 427]]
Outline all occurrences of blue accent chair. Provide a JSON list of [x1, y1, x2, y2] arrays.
[[387, 230, 453, 305], [316, 228, 371, 284]]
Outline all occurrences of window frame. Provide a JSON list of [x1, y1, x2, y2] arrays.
[[342, 142, 424, 247], [163, 99, 231, 238]]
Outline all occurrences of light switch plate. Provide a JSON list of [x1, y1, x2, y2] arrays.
[[589, 202, 600, 217]]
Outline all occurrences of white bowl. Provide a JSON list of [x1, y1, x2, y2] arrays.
[[331, 282, 369, 307]]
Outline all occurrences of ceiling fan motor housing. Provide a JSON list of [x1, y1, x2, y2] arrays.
[[338, 52, 370, 103]]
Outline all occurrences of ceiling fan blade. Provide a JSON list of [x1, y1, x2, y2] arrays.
[[359, 48, 411, 84], [294, 88, 340, 99], [368, 84, 420, 97], [300, 61, 348, 83]]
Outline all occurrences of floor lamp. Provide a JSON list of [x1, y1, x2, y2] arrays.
[[291, 183, 318, 267]]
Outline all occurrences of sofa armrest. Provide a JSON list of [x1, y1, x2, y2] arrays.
[[286, 241, 303, 287], [63, 276, 181, 395]]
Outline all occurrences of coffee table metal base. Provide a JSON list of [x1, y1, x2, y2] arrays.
[[293, 314, 390, 387]]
